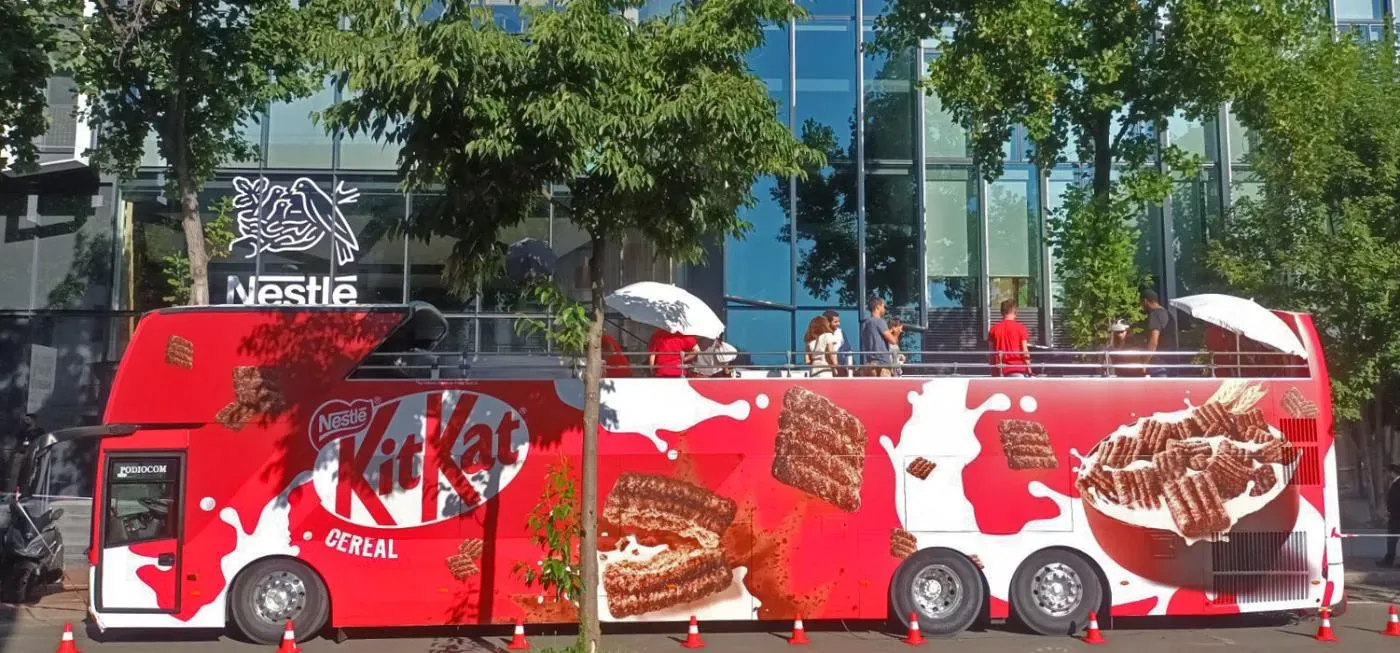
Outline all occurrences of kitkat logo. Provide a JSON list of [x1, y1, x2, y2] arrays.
[[308, 390, 530, 529], [309, 399, 374, 450]]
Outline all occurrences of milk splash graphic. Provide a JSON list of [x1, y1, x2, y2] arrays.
[[554, 379, 751, 452], [879, 379, 1326, 616]]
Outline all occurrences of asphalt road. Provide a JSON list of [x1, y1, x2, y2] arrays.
[[5, 596, 1400, 653]]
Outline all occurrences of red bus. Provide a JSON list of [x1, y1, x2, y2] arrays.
[[84, 303, 1343, 644]]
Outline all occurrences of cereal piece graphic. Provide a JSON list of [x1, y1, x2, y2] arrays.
[[905, 457, 936, 480], [1215, 440, 1252, 466], [1162, 474, 1230, 539], [772, 387, 867, 512], [1167, 438, 1213, 458], [1187, 402, 1233, 437], [603, 546, 731, 618], [1206, 450, 1253, 498], [1077, 468, 1118, 502], [215, 403, 249, 431], [603, 473, 737, 549], [1250, 465, 1278, 496], [1095, 437, 1141, 469], [164, 335, 194, 369], [998, 420, 1058, 470], [1137, 419, 1186, 456], [1231, 408, 1268, 434], [446, 538, 485, 580], [1187, 454, 1210, 471], [1109, 468, 1163, 509], [1256, 438, 1298, 465], [232, 366, 286, 414], [890, 528, 917, 559], [1282, 388, 1319, 418]]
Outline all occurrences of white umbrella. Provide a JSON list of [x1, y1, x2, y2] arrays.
[[1168, 293, 1309, 359], [605, 281, 725, 340]]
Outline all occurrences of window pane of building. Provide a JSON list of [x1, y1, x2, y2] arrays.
[[726, 306, 794, 367], [0, 190, 111, 311], [924, 165, 982, 350], [333, 178, 406, 304], [798, 0, 855, 17], [749, 24, 790, 122], [337, 99, 399, 171], [796, 20, 856, 161], [987, 166, 1041, 340], [864, 38, 916, 162], [921, 55, 968, 158], [266, 78, 335, 169], [1165, 113, 1208, 159], [728, 177, 792, 304], [794, 163, 858, 305], [865, 168, 920, 311], [1334, 0, 1382, 21], [1226, 110, 1252, 163]]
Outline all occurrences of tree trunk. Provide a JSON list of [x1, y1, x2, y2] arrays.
[[579, 233, 606, 652], [179, 175, 210, 305], [1091, 111, 1113, 204]]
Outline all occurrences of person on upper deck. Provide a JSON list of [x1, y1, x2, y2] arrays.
[[823, 310, 855, 374], [648, 328, 698, 378], [804, 316, 840, 377], [1140, 289, 1174, 376], [601, 333, 632, 378], [859, 297, 899, 377], [987, 299, 1031, 377], [887, 317, 907, 376]]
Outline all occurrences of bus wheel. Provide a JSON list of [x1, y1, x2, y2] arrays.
[[230, 558, 329, 645], [889, 548, 985, 636], [1010, 549, 1103, 636]]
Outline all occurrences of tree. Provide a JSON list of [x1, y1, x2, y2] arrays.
[[1210, 22, 1400, 523], [317, 0, 818, 648], [0, 0, 70, 171], [873, 0, 1309, 346], [71, 0, 326, 304]]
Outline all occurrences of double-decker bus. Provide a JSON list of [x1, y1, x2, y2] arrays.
[[82, 302, 1343, 644]]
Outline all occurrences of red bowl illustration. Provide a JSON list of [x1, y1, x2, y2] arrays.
[[1082, 482, 1301, 587]]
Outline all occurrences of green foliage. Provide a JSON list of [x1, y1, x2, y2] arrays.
[[0, 0, 72, 172], [1210, 23, 1400, 422], [515, 280, 591, 357], [514, 455, 583, 604], [161, 197, 237, 305], [1045, 182, 1148, 348]]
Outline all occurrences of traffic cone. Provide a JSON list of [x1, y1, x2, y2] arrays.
[[275, 620, 299, 653], [1314, 607, 1338, 642], [681, 615, 705, 649], [53, 623, 79, 653], [507, 618, 531, 650], [788, 615, 810, 645], [1082, 612, 1106, 645], [1384, 605, 1400, 637], [903, 611, 926, 646]]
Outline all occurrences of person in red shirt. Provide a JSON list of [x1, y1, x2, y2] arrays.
[[647, 328, 698, 378], [600, 334, 632, 378], [987, 299, 1031, 377]]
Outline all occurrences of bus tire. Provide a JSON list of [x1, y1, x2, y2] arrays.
[[889, 548, 985, 636], [1009, 548, 1104, 636], [229, 558, 329, 645]]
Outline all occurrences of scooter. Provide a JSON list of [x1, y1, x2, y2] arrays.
[[2, 492, 64, 604]]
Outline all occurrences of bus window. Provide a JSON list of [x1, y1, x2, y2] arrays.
[[104, 458, 180, 547]]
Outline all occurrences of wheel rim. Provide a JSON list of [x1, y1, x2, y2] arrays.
[[252, 570, 307, 625], [911, 564, 964, 619], [1030, 562, 1083, 618]]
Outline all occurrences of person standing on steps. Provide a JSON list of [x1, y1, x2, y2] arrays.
[[1381, 464, 1400, 567]]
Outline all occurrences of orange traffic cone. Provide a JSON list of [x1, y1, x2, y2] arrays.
[[1315, 607, 1338, 642], [1082, 612, 1106, 645], [275, 620, 299, 653], [1384, 605, 1400, 637], [681, 615, 705, 649], [789, 615, 810, 645], [507, 618, 531, 650], [903, 611, 926, 646], [53, 623, 79, 653]]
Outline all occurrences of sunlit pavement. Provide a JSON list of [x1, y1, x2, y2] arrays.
[[7, 588, 1400, 652]]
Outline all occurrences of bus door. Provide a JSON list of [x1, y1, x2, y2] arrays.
[[96, 454, 184, 613]]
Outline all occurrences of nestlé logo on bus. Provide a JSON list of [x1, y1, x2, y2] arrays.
[[309, 399, 374, 450], [307, 390, 531, 529]]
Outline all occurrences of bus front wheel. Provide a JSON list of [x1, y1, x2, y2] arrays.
[[230, 558, 329, 645], [1009, 549, 1104, 636], [889, 548, 985, 636]]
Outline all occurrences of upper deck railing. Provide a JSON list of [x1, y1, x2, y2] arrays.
[[349, 346, 1312, 380]]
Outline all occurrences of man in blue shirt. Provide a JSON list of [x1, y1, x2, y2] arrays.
[[859, 297, 898, 376]]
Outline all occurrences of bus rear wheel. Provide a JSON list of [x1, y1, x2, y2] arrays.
[[1010, 549, 1104, 636], [230, 558, 329, 645], [889, 548, 985, 636]]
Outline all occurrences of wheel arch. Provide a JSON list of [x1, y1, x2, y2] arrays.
[[225, 555, 335, 627]]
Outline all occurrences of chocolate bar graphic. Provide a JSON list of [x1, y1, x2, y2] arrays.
[[604, 546, 730, 618], [602, 473, 736, 550]]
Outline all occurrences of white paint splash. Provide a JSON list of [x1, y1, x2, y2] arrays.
[[555, 379, 751, 453], [756, 394, 770, 410], [199, 497, 215, 511], [1020, 396, 1038, 413]]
